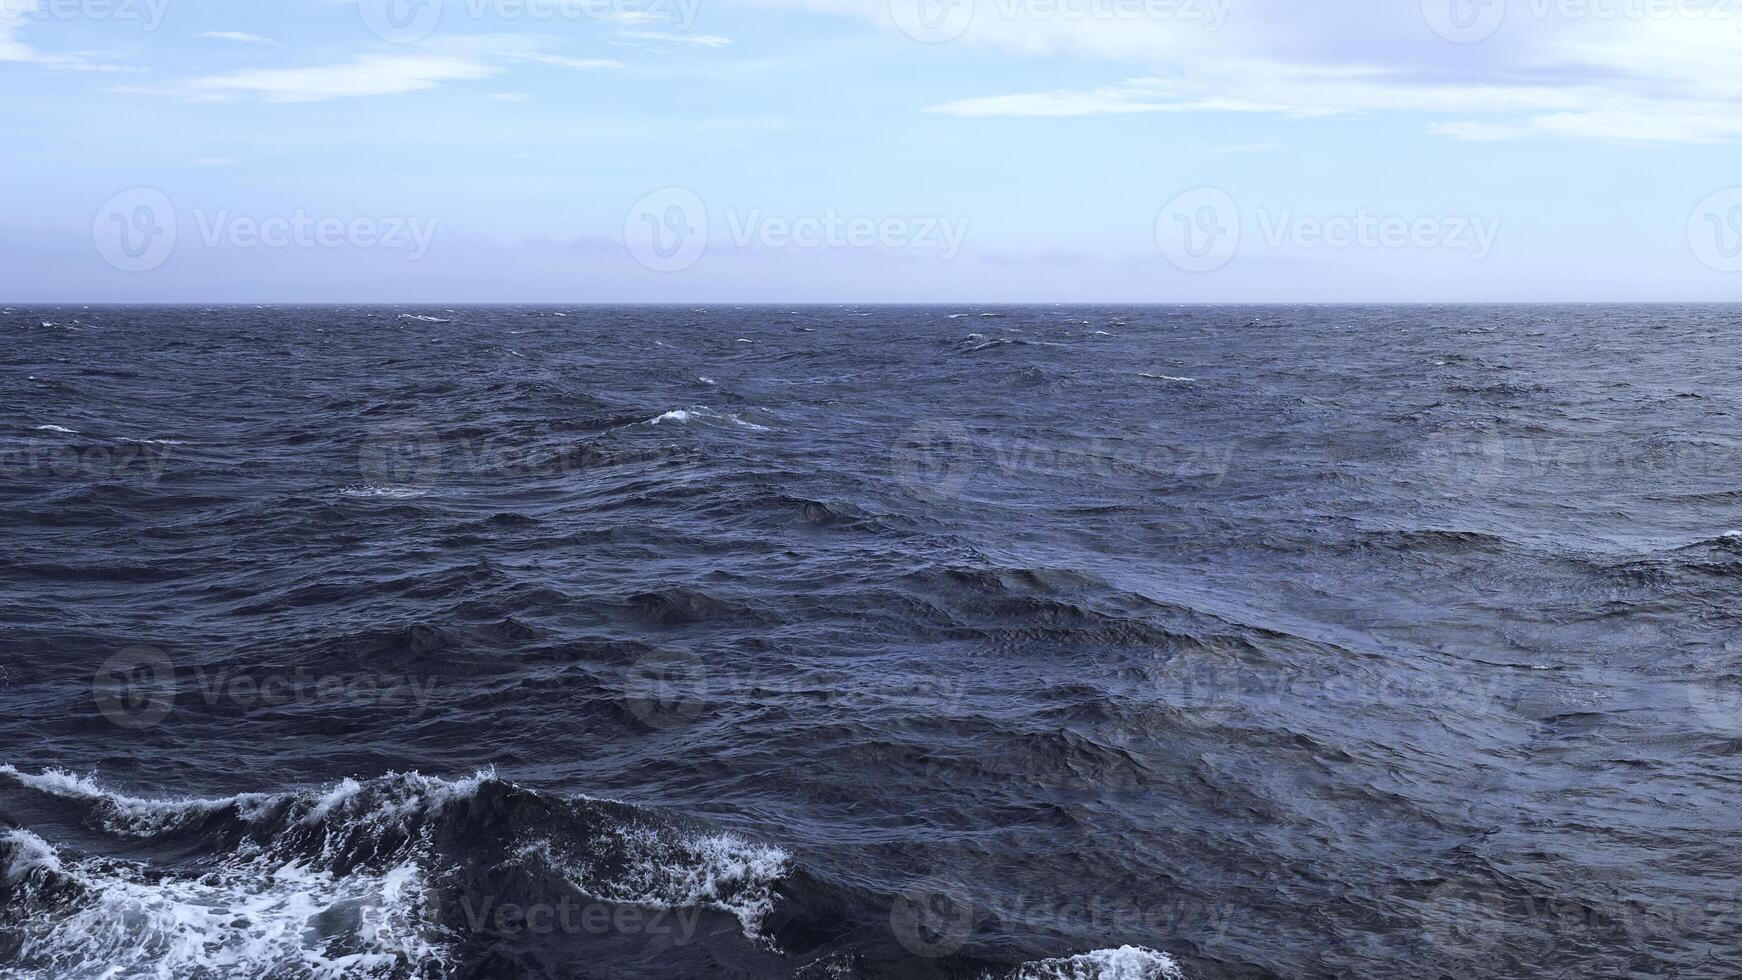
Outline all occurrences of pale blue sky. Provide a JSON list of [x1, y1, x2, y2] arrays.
[[3, 0, 1741, 301]]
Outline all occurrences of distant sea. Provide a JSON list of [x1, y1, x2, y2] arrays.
[[2, 305, 1739, 978]]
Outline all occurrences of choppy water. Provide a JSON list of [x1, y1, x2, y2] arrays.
[[2, 304, 1740, 979]]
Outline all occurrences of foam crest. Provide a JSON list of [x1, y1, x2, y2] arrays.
[[0, 830, 447, 979], [1009, 946, 1184, 980], [517, 827, 792, 942]]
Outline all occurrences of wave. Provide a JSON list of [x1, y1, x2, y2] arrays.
[[1005, 946, 1183, 979], [0, 766, 793, 977], [647, 406, 770, 432], [337, 486, 433, 499]]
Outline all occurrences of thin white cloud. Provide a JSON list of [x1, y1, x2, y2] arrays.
[[167, 54, 502, 102], [508, 52, 624, 70], [773, 0, 1742, 143], [1, 0, 139, 71], [196, 31, 281, 45], [611, 30, 733, 48]]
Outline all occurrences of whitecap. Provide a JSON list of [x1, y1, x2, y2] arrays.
[[0, 829, 446, 979], [517, 829, 791, 943], [1009, 946, 1184, 980], [33, 424, 76, 434], [397, 314, 449, 323], [1138, 373, 1197, 383], [647, 407, 769, 432], [337, 486, 430, 499]]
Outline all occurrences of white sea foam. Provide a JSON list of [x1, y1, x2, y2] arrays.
[[338, 486, 431, 499], [0, 766, 790, 969], [33, 424, 76, 433], [397, 314, 449, 323], [1009, 946, 1184, 980], [648, 407, 770, 432], [520, 827, 791, 943], [0, 765, 492, 841], [1138, 374, 1197, 383], [0, 831, 446, 980]]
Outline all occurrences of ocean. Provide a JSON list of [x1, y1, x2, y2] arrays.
[[2, 304, 1738, 978]]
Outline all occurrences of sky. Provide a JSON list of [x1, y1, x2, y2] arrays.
[[2, 0, 1742, 301]]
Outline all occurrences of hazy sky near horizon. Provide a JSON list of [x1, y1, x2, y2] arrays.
[[3, 0, 1742, 301]]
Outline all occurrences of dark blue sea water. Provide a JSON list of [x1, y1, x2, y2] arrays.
[[2, 305, 1740, 979]]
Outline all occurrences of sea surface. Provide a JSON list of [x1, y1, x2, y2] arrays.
[[2, 305, 1740, 979]]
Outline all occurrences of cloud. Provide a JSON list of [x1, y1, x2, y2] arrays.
[[163, 54, 503, 102], [196, 31, 281, 45], [1, 0, 140, 71], [610, 30, 734, 48], [771, 0, 1742, 142], [121, 36, 624, 103], [507, 51, 625, 70]]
